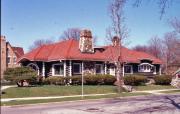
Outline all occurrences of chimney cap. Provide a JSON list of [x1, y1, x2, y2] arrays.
[[80, 29, 92, 38], [112, 36, 120, 46]]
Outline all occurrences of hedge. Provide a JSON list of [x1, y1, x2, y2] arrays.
[[44, 76, 65, 85], [124, 75, 148, 86], [4, 67, 38, 87], [44, 74, 116, 85], [154, 75, 172, 85]]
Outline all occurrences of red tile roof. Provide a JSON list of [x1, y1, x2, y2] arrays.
[[19, 39, 162, 64], [12, 47, 24, 58]]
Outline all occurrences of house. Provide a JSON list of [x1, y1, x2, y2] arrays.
[[0, 36, 24, 79], [18, 30, 162, 78]]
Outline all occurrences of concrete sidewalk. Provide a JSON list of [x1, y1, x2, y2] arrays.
[[1, 85, 17, 91], [1, 93, 116, 102], [1, 88, 179, 102], [133, 88, 180, 95]]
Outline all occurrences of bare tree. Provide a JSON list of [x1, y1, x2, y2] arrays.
[[148, 35, 163, 59], [162, 32, 180, 74], [133, 0, 175, 19], [107, 0, 129, 91], [59, 28, 81, 40], [59, 28, 98, 45], [132, 45, 148, 53], [29, 38, 54, 51], [170, 17, 180, 33]]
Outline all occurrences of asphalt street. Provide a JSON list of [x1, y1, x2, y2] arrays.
[[1, 94, 180, 114]]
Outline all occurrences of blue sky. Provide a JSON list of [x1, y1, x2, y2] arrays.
[[1, 0, 180, 52]]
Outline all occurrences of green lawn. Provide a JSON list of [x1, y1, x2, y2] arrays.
[[2, 85, 175, 98], [1, 85, 117, 98], [134, 85, 175, 91], [1, 92, 149, 106]]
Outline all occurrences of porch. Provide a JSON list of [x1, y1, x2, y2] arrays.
[[22, 60, 162, 78]]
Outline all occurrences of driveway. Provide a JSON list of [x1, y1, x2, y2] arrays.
[[1, 94, 180, 114]]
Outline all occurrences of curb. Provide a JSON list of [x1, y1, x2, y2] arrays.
[[2, 93, 153, 108]]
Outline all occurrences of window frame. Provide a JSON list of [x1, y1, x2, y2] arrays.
[[73, 63, 82, 74], [138, 63, 153, 73], [52, 63, 64, 76], [124, 65, 133, 74], [95, 64, 103, 74]]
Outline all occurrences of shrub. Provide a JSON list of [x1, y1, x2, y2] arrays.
[[71, 75, 83, 85], [43, 76, 65, 85], [85, 74, 116, 85], [154, 75, 172, 85], [85, 75, 104, 85], [4, 67, 37, 87], [70, 74, 116, 85], [124, 75, 148, 86]]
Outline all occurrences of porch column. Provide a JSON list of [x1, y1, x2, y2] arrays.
[[64, 61, 66, 77], [42, 62, 45, 77], [122, 64, 125, 77], [153, 66, 157, 75], [131, 66, 133, 74], [159, 65, 162, 75], [69, 60, 72, 76], [105, 62, 107, 74], [81, 61, 84, 98]]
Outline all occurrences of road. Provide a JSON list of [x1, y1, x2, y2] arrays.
[[1, 94, 180, 114]]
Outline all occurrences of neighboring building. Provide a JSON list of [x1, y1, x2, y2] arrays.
[[18, 30, 162, 78], [0, 36, 24, 79]]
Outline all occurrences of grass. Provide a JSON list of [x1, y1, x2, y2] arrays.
[[160, 90, 180, 94], [134, 85, 175, 91], [1, 85, 117, 98], [1, 85, 175, 99], [1, 92, 149, 106]]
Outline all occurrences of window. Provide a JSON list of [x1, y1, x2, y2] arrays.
[[13, 57, 17, 64], [73, 63, 81, 74], [95, 64, 103, 74], [124, 65, 132, 73], [138, 63, 153, 73], [53, 64, 64, 76], [7, 57, 10, 64]]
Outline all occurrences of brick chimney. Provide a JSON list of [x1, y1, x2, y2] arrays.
[[79, 29, 94, 53], [112, 36, 120, 47]]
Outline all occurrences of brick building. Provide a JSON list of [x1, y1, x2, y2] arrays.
[[0, 36, 24, 79]]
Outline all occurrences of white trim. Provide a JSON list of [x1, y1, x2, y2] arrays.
[[153, 66, 157, 74], [105, 63, 107, 75], [27, 63, 40, 75], [52, 63, 64, 76], [122, 64, 125, 76], [69, 60, 72, 76], [95, 64, 103, 74], [159, 65, 162, 75], [138, 63, 154, 73], [42, 62, 45, 77], [73, 63, 82, 74], [64, 61, 66, 77]]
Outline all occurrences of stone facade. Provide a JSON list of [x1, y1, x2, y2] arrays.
[[79, 30, 94, 53], [0, 36, 24, 79]]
